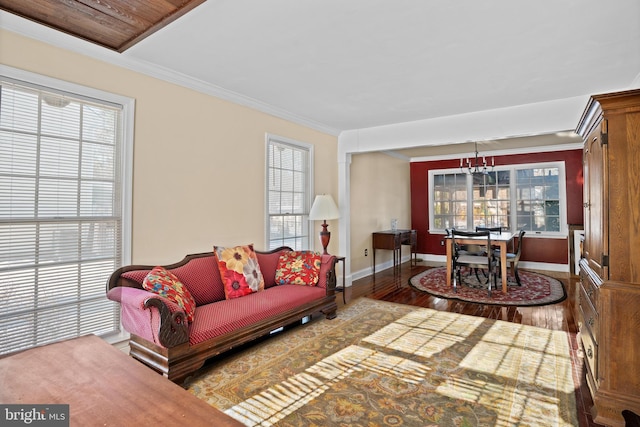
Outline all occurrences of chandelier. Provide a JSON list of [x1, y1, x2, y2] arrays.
[[461, 141, 494, 175]]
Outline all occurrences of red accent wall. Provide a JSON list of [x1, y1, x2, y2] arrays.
[[410, 149, 584, 264]]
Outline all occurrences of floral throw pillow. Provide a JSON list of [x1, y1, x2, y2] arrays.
[[142, 266, 197, 322], [275, 251, 322, 286], [214, 244, 265, 299]]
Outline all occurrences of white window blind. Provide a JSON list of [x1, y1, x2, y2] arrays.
[[0, 76, 128, 355], [266, 135, 313, 250]]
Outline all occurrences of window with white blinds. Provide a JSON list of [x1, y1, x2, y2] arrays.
[[0, 70, 132, 355], [266, 135, 313, 250]]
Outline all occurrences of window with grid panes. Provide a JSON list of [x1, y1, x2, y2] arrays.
[[515, 166, 561, 232], [429, 162, 565, 235], [432, 173, 468, 230], [266, 135, 313, 250], [471, 170, 511, 229], [0, 69, 132, 355]]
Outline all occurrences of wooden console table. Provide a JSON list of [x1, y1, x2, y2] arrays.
[[372, 229, 417, 275], [0, 335, 242, 427]]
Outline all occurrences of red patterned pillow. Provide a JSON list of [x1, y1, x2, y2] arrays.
[[142, 266, 197, 322], [214, 244, 265, 299], [275, 251, 322, 286]]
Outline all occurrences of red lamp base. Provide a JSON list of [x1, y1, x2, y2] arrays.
[[319, 221, 331, 254]]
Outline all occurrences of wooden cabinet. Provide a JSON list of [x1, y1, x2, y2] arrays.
[[576, 89, 640, 426]]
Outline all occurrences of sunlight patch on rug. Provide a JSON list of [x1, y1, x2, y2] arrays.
[[187, 298, 577, 426], [225, 344, 431, 426], [363, 309, 487, 358]]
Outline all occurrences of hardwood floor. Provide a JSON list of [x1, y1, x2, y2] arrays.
[[336, 261, 601, 427]]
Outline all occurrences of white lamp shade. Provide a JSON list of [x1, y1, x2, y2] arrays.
[[308, 194, 340, 221]]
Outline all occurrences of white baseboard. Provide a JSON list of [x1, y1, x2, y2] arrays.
[[349, 253, 570, 285]]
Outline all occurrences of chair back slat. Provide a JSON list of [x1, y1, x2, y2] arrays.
[[476, 226, 502, 234], [451, 230, 491, 261]]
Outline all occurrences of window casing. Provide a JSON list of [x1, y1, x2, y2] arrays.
[[429, 161, 566, 236], [0, 67, 133, 355], [265, 135, 314, 250]]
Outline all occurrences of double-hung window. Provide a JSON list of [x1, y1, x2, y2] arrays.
[[430, 162, 566, 236], [514, 166, 562, 233], [265, 134, 313, 250], [0, 67, 133, 355]]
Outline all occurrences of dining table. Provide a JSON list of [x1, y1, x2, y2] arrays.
[[445, 231, 516, 293]]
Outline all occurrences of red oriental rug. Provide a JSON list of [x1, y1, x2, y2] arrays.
[[409, 267, 567, 306]]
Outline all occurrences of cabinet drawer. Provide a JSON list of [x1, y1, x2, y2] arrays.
[[579, 285, 599, 343], [579, 322, 598, 386], [579, 273, 599, 308]]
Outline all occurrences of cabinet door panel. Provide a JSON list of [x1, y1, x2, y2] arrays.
[[584, 129, 607, 279]]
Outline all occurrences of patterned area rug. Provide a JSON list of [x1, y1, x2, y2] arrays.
[[409, 267, 567, 306], [186, 298, 577, 426]]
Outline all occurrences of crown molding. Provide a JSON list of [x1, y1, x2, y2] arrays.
[[380, 150, 411, 162], [0, 12, 340, 136], [408, 142, 584, 163]]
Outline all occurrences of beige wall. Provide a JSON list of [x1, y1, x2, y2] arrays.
[[1, 30, 338, 264], [349, 152, 411, 275]]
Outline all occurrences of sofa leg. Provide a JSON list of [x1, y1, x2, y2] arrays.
[[171, 373, 189, 388], [324, 308, 337, 319]]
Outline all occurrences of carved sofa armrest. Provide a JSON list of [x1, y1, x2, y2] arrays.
[[320, 254, 338, 292], [107, 287, 189, 348]]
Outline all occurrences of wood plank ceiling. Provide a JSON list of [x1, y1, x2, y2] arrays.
[[0, 0, 206, 52]]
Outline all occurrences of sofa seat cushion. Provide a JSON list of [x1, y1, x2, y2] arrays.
[[188, 285, 326, 345]]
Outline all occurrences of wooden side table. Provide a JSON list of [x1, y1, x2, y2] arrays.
[[334, 256, 346, 304], [372, 229, 417, 275]]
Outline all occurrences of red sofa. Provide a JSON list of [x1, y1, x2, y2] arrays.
[[106, 246, 338, 384]]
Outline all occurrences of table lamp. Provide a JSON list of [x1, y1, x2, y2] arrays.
[[308, 194, 340, 254]]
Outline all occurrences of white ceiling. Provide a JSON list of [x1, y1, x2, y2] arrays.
[[2, 0, 640, 139]]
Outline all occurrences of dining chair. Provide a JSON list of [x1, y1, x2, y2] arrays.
[[451, 229, 497, 296], [468, 226, 502, 281], [496, 229, 526, 286], [446, 228, 486, 282]]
